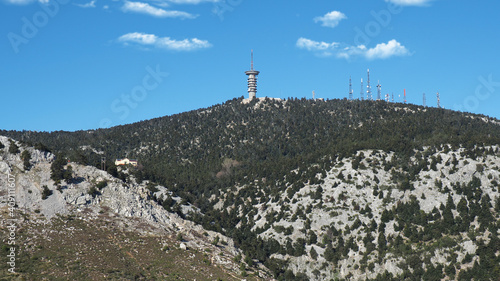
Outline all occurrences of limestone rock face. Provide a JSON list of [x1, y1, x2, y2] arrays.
[[0, 136, 251, 277]]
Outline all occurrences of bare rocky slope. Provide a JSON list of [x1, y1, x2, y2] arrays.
[[0, 136, 270, 280], [214, 146, 500, 280]]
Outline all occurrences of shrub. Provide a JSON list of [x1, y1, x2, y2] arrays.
[[21, 150, 32, 171], [8, 140, 19, 154], [96, 181, 108, 190], [310, 247, 318, 260], [88, 186, 100, 198], [212, 235, 220, 246], [41, 185, 52, 200]]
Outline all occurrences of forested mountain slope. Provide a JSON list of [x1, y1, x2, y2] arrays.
[[2, 97, 500, 280]]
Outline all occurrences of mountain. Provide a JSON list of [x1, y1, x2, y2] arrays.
[[2, 97, 500, 280]]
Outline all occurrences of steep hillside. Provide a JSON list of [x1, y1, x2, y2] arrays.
[[220, 146, 500, 280], [0, 136, 269, 280], [2, 98, 500, 280]]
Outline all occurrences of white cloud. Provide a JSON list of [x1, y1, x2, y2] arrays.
[[119, 32, 158, 45], [75, 0, 96, 8], [296, 37, 339, 56], [385, 0, 433, 6], [122, 1, 198, 19], [297, 38, 411, 60], [118, 32, 212, 51], [365, 39, 411, 60], [313, 11, 347, 28]]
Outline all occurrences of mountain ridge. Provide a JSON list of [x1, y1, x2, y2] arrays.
[[2, 98, 500, 280]]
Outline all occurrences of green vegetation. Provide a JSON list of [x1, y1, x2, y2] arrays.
[[21, 149, 31, 170], [8, 139, 19, 154], [41, 185, 52, 200], [2, 98, 500, 280]]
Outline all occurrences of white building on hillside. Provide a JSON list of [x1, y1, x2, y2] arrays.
[[115, 158, 138, 167]]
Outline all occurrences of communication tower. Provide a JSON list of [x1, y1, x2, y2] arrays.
[[437, 92, 441, 108], [423, 93, 427, 107], [245, 50, 260, 99]]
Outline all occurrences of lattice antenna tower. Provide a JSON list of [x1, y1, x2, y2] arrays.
[[376, 80, 381, 101], [385, 93, 390, 102], [392, 93, 394, 103], [349, 76, 353, 100], [437, 92, 441, 108], [423, 93, 427, 107], [366, 69, 372, 100], [360, 78, 364, 101]]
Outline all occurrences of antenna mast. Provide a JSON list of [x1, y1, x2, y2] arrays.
[[404, 89, 407, 104], [251, 49, 254, 70], [376, 80, 381, 101], [423, 93, 426, 107], [349, 76, 353, 100], [366, 69, 372, 100], [437, 92, 441, 108]]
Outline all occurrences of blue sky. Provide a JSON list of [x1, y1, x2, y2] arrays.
[[1, 0, 500, 131]]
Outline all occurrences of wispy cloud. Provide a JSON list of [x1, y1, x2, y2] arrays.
[[313, 11, 347, 28], [122, 1, 198, 19], [384, 0, 434, 6], [297, 38, 411, 60], [75, 0, 96, 8], [364, 40, 411, 59], [296, 38, 340, 56], [2, 0, 48, 4], [118, 32, 212, 51], [146, 0, 219, 7]]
